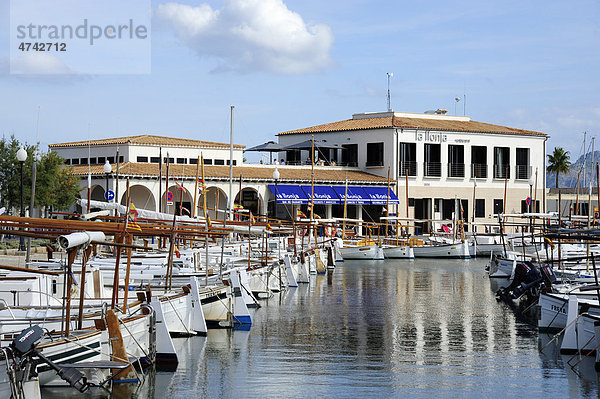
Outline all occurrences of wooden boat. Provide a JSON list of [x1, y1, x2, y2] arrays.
[[382, 245, 414, 259], [411, 240, 470, 259], [338, 239, 384, 260]]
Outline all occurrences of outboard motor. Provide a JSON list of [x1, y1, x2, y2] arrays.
[[11, 325, 90, 393], [496, 261, 542, 300]]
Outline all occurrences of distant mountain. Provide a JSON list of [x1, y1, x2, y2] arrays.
[[547, 150, 600, 188]]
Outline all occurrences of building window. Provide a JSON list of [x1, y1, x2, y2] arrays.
[[189, 158, 198, 165], [150, 156, 160, 163], [516, 148, 530, 180], [448, 145, 464, 177], [400, 142, 417, 176], [424, 143, 441, 177], [521, 200, 541, 213], [286, 150, 301, 165], [475, 199, 485, 218], [98, 157, 105, 164], [137, 156, 149, 163], [342, 144, 358, 167], [64, 159, 70, 165], [366, 142, 384, 167], [89, 157, 97, 164], [225, 160, 238, 165], [471, 146, 487, 178], [494, 147, 510, 179], [214, 159, 225, 165], [205, 159, 213, 165], [177, 158, 187, 164], [493, 199, 504, 215], [71, 158, 79, 165], [107, 157, 115, 163], [329, 148, 338, 164], [163, 157, 174, 163], [80, 158, 88, 165], [119, 156, 124, 163]]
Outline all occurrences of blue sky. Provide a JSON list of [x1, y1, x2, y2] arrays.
[[1, 0, 600, 163]]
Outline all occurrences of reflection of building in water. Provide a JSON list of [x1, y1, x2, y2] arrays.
[[386, 263, 521, 376]]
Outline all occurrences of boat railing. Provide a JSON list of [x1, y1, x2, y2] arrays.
[[0, 289, 64, 308]]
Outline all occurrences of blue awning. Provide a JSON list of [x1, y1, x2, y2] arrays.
[[362, 186, 399, 205], [332, 186, 371, 204], [268, 185, 310, 204], [301, 185, 340, 204]]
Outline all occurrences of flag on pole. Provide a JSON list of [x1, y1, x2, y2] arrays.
[[234, 203, 244, 210], [543, 236, 555, 249], [127, 202, 142, 231], [175, 180, 187, 192], [174, 245, 181, 258], [180, 205, 191, 216], [266, 223, 273, 232], [250, 211, 256, 225], [297, 209, 307, 218]]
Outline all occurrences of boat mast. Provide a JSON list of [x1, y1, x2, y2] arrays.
[[310, 135, 315, 245], [228, 106, 234, 222]]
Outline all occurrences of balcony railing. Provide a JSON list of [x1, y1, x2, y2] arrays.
[[399, 161, 417, 176], [366, 160, 384, 167], [515, 165, 531, 180], [471, 163, 487, 179], [494, 164, 510, 179], [448, 163, 465, 178], [424, 162, 441, 177]]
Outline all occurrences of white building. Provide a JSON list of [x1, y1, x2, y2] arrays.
[[50, 134, 392, 231], [278, 111, 548, 232]]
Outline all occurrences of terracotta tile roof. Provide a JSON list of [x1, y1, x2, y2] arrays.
[[68, 162, 388, 183], [278, 115, 546, 136], [49, 134, 245, 149]]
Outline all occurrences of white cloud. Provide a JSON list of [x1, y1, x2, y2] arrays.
[[10, 53, 74, 75], [156, 0, 334, 74]]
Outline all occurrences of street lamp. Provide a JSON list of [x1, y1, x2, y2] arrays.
[[16, 147, 27, 251], [528, 175, 535, 213], [103, 160, 112, 202], [272, 167, 280, 218]]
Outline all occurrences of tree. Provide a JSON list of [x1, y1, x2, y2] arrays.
[[35, 151, 80, 214], [0, 135, 35, 212], [0, 136, 79, 216], [547, 147, 571, 188]]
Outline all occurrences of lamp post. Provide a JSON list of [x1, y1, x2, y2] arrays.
[[272, 167, 280, 218], [528, 175, 535, 213], [103, 160, 112, 202], [16, 147, 27, 251], [528, 174, 535, 234]]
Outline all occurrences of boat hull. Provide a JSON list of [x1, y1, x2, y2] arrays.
[[412, 242, 470, 259], [339, 245, 384, 260]]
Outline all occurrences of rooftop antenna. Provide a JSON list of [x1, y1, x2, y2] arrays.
[[386, 72, 393, 112], [454, 97, 460, 115]]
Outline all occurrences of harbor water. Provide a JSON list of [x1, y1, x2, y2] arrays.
[[44, 258, 600, 398]]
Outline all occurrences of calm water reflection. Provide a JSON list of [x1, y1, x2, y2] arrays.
[[44, 259, 600, 398]]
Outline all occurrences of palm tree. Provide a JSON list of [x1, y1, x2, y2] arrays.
[[547, 147, 571, 188]]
